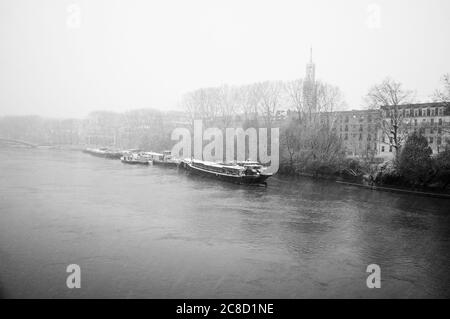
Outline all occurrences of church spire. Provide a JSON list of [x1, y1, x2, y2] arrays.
[[303, 47, 317, 113]]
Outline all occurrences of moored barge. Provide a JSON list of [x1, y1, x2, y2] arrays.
[[179, 159, 272, 185], [120, 151, 152, 165], [152, 150, 179, 168]]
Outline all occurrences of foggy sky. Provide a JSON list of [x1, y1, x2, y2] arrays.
[[1, 0, 449, 118]]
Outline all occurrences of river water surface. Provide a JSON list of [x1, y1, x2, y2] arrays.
[[0, 147, 449, 298]]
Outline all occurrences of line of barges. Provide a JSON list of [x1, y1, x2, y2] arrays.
[[83, 147, 273, 185]]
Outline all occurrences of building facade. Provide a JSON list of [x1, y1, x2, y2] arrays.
[[331, 109, 380, 159], [377, 102, 450, 160], [325, 102, 450, 161]]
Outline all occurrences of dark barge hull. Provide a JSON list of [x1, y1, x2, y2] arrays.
[[103, 153, 122, 159], [153, 160, 178, 168], [180, 162, 272, 185], [83, 149, 122, 159], [121, 160, 150, 165]]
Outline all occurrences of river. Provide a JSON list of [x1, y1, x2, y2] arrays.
[[0, 147, 449, 298]]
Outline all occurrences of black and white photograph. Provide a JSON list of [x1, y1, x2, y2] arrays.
[[1, 0, 450, 305]]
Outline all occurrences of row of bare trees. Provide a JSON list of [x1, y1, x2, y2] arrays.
[[181, 78, 348, 174], [181, 79, 347, 129]]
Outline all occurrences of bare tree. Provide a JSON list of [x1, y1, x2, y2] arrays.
[[285, 79, 304, 122], [202, 87, 221, 123], [434, 73, 450, 107], [182, 91, 200, 127], [316, 81, 345, 113], [365, 77, 414, 157], [217, 85, 239, 127], [182, 87, 220, 126], [231, 85, 250, 123], [315, 81, 346, 129], [280, 120, 302, 172], [258, 81, 284, 128], [242, 83, 263, 122]]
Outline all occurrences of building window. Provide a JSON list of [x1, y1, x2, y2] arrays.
[[437, 137, 442, 145], [430, 137, 434, 144], [405, 109, 410, 117], [345, 125, 348, 131], [345, 116, 349, 123], [422, 109, 427, 117], [414, 109, 420, 117], [439, 118, 443, 125], [414, 119, 418, 126], [430, 108, 436, 116], [344, 133, 348, 140], [430, 127, 434, 134], [381, 146, 385, 152], [431, 118, 434, 125], [359, 124, 363, 131], [438, 108, 444, 116], [389, 146, 393, 152]]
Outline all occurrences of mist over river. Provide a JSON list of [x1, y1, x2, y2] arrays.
[[0, 147, 449, 298]]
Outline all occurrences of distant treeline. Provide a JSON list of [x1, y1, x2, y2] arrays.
[[0, 109, 181, 151]]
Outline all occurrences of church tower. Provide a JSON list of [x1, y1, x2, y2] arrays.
[[303, 47, 317, 113]]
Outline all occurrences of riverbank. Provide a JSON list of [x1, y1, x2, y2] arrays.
[[336, 180, 450, 199], [278, 170, 450, 199]]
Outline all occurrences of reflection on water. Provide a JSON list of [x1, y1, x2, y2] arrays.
[[0, 147, 449, 298]]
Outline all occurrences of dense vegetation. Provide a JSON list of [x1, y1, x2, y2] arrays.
[[374, 132, 450, 191]]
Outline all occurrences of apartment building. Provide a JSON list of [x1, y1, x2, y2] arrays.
[[377, 102, 450, 160]]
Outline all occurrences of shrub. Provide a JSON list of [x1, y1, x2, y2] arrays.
[[433, 149, 450, 189], [374, 160, 404, 185], [398, 132, 433, 186]]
